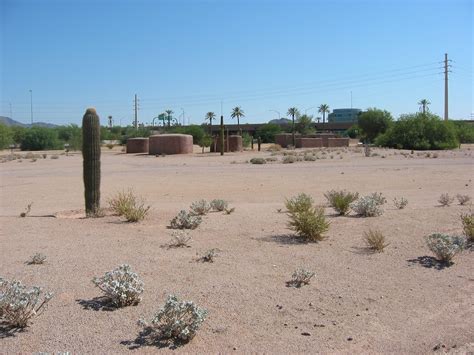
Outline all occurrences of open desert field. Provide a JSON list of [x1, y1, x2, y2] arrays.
[[0, 145, 473, 354]]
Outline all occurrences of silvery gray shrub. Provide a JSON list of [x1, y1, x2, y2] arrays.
[[170, 210, 202, 229], [27, 253, 47, 265], [92, 264, 144, 307], [0, 277, 53, 328], [138, 295, 207, 345], [425, 233, 465, 262], [393, 197, 408, 209], [189, 200, 211, 216], [169, 230, 192, 248], [438, 193, 454, 207], [210, 199, 228, 212], [351, 192, 386, 217], [287, 268, 315, 288]]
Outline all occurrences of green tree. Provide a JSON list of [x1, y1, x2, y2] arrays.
[[255, 123, 282, 143], [375, 112, 458, 150], [358, 108, 393, 143], [21, 126, 61, 151], [287, 107, 299, 147], [56, 124, 82, 150], [199, 134, 213, 153], [418, 99, 431, 114], [452, 121, 474, 143], [165, 109, 174, 127], [318, 104, 330, 123], [0, 123, 13, 149], [11, 126, 27, 145], [231, 106, 245, 135], [205, 112, 216, 134], [296, 114, 315, 135]]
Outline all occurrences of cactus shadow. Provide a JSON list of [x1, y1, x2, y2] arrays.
[[120, 327, 184, 350], [76, 297, 117, 311], [406, 256, 453, 270], [257, 234, 312, 245]]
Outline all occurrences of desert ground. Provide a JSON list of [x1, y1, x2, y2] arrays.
[[0, 144, 473, 354]]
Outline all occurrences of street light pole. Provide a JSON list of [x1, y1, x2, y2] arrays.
[[29, 90, 33, 124], [269, 110, 281, 119]]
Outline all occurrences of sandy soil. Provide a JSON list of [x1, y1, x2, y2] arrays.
[[0, 144, 473, 354]]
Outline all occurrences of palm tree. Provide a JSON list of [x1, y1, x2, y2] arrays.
[[205, 112, 216, 134], [418, 99, 431, 114], [230, 106, 245, 135], [318, 104, 330, 123], [165, 109, 174, 127], [287, 107, 299, 147]]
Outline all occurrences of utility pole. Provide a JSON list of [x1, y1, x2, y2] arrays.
[[134, 94, 139, 129], [444, 53, 450, 121]]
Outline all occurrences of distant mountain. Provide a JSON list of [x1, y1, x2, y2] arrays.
[[268, 118, 291, 125], [0, 116, 57, 128]]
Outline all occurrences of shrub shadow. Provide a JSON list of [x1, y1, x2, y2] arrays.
[[0, 323, 24, 338], [120, 327, 184, 350], [406, 256, 453, 270], [256, 234, 313, 245], [349, 246, 375, 255], [76, 297, 117, 311]]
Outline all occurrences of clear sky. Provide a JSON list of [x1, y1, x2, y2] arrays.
[[1, 0, 472, 126]]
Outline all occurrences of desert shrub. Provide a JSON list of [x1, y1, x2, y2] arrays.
[[123, 200, 150, 222], [0, 277, 53, 328], [265, 157, 278, 162], [287, 268, 315, 288], [27, 253, 46, 265], [106, 143, 114, 149], [242, 132, 252, 148], [92, 264, 144, 307], [393, 197, 408, 209], [282, 155, 297, 164], [285, 193, 329, 241], [0, 123, 13, 149], [138, 295, 208, 345], [456, 194, 471, 205], [453, 120, 474, 143], [198, 249, 218, 263], [50, 154, 59, 159], [249, 157, 266, 164], [461, 213, 474, 242], [224, 207, 235, 215], [324, 190, 359, 215], [358, 108, 393, 143], [425, 233, 465, 262], [210, 199, 228, 212], [351, 193, 386, 217], [303, 154, 316, 161], [255, 124, 282, 143], [169, 231, 192, 248], [363, 230, 389, 252], [190, 200, 211, 216], [375, 113, 459, 150], [266, 144, 282, 152], [108, 189, 150, 222], [20, 126, 62, 151], [170, 210, 202, 229], [438, 193, 454, 207]]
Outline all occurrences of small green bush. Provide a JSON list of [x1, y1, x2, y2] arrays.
[[375, 113, 459, 150], [170, 210, 202, 229], [363, 229, 389, 252], [285, 193, 329, 241], [250, 157, 266, 164], [138, 295, 208, 345], [425, 233, 465, 262], [461, 213, 474, 242], [108, 189, 150, 222], [324, 190, 359, 215]]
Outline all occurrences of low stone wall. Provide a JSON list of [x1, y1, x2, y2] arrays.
[[211, 135, 243, 152], [295, 138, 323, 148], [149, 134, 193, 155], [126, 137, 149, 154], [327, 138, 350, 147], [275, 133, 300, 148]]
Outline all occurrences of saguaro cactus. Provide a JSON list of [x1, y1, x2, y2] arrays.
[[82, 108, 101, 216]]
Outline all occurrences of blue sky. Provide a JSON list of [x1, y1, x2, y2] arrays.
[[1, 0, 472, 126]]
